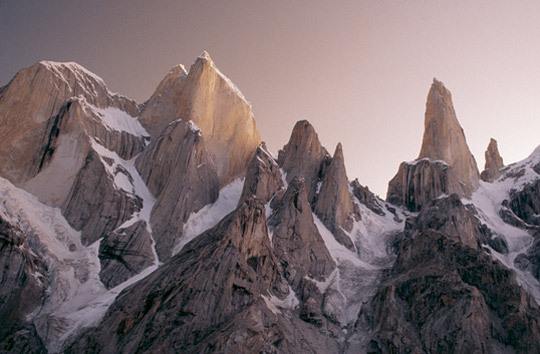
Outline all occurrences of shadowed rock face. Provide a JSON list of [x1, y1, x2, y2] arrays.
[[278, 120, 330, 203], [350, 179, 385, 216], [239, 142, 284, 205], [418, 79, 479, 192], [387, 159, 467, 212], [62, 149, 142, 245], [481, 138, 504, 182], [69, 197, 308, 353], [269, 176, 336, 289], [314, 143, 356, 250], [0, 215, 47, 353], [363, 196, 540, 353], [136, 119, 219, 261], [98, 221, 155, 289]]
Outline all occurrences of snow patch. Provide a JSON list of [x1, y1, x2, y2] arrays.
[[261, 286, 299, 315], [90, 139, 159, 265], [93, 106, 149, 137], [172, 178, 244, 255]]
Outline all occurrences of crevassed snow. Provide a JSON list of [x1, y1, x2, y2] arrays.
[[172, 178, 244, 256], [313, 215, 376, 270], [312, 191, 405, 326]]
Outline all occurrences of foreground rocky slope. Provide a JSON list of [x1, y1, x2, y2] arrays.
[[1, 56, 540, 353]]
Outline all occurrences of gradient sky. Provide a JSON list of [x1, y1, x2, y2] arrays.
[[2, 0, 540, 196]]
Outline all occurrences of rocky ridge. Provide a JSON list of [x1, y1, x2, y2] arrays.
[[1, 56, 540, 354]]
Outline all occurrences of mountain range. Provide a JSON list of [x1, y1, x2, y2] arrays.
[[1, 52, 540, 353]]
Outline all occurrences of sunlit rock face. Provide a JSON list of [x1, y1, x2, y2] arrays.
[[139, 64, 188, 138], [0, 61, 140, 186], [179, 52, 261, 186], [140, 52, 261, 187], [418, 78, 480, 192], [481, 138, 504, 182]]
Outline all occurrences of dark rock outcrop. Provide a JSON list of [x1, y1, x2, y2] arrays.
[[507, 179, 540, 227], [136, 119, 219, 261], [314, 143, 356, 250], [481, 138, 504, 182], [0, 215, 48, 352], [363, 196, 540, 353], [351, 178, 385, 216], [269, 176, 335, 289], [98, 221, 155, 289], [69, 197, 341, 353], [387, 159, 467, 212]]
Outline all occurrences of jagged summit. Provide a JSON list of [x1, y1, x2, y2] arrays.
[[418, 78, 480, 191], [37, 60, 108, 88], [387, 79, 479, 210], [278, 120, 330, 202], [197, 50, 213, 61], [140, 51, 261, 186]]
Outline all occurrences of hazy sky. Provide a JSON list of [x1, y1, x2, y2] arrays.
[[2, 0, 540, 196]]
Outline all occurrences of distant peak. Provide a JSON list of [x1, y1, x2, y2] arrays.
[[333, 143, 344, 161], [198, 51, 213, 62]]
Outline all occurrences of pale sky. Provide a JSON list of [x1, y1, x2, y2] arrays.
[[2, 0, 540, 196]]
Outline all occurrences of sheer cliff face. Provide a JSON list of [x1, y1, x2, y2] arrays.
[[141, 52, 261, 187], [418, 79, 480, 191], [0, 61, 140, 185]]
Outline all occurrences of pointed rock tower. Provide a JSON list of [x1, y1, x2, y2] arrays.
[[418, 78, 480, 191], [387, 79, 479, 211], [178, 52, 261, 186], [480, 138, 504, 182], [278, 120, 330, 203], [314, 143, 356, 250], [139, 52, 261, 187]]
